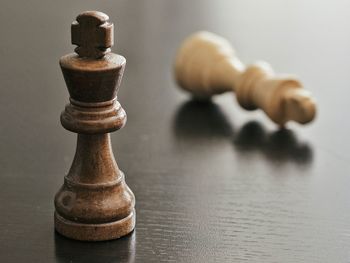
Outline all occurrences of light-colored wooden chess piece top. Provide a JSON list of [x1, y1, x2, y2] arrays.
[[174, 31, 317, 126]]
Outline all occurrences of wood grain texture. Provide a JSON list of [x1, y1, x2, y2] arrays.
[[0, 0, 349, 262]]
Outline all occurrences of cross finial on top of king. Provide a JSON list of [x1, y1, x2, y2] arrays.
[[71, 11, 114, 59]]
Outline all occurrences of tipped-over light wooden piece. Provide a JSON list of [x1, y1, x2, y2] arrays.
[[174, 31, 316, 126]]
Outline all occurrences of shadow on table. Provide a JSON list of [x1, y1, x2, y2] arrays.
[[233, 121, 313, 166], [54, 230, 136, 263], [173, 99, 234, 140], [173, 100, 313, 166]]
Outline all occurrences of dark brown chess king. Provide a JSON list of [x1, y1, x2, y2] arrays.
[[174, 31, 317, 127], [54, 11, 135, 241]]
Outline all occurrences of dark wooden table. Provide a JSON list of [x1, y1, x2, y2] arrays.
[[0, 1, 349, 262]]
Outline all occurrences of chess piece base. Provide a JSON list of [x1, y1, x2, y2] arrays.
[[54, 209, 136, 241]]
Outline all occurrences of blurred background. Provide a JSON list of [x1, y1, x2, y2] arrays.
[[0, 0, 349, 262], [1, 0, 349, 175]]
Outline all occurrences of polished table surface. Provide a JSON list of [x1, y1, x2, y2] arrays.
[[0, 0, 349, 262]]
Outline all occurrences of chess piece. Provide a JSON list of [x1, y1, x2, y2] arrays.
[[174, 31, 317, 126], [54, 11, 135, 241]]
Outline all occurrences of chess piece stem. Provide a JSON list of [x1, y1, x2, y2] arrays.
[[69, 134, 120, 184], [174, 31, 316, 126]]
